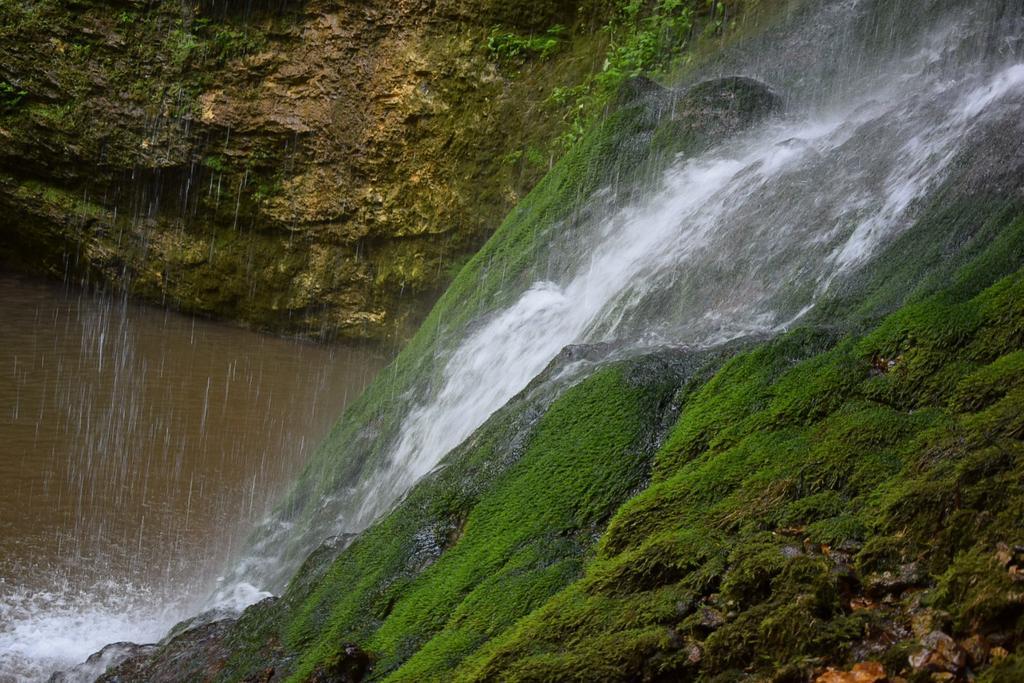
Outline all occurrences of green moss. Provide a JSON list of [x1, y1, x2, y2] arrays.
[[199, 355, 686, 681], [654, 327, 839, 476], [981, 654, 1024, 682], [436, 266, 1024, 682], [487, 24, 566, 61], [933, 549, 1024, 636], [291, 363, 676, 681]]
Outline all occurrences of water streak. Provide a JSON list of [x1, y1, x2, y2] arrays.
[[344, 19, 1024, 533], [0, 277, 383, 681]]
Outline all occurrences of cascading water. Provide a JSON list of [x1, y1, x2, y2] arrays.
[[221, 0, 1024, 603], [363, 61, 1021, 528]]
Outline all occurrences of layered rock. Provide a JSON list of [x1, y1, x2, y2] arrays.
[[0, 0, 605, 340]]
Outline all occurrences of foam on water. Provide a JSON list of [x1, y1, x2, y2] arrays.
[[0, 583, 186, 682], [0, 578, 274, 681]]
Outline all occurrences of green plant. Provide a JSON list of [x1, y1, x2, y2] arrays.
[[203, 155, 227, 173], [487, 24, 567, 62], [0, 81, 28, 112], [546, 0, 698, 149], [167, 29, 199, 70]]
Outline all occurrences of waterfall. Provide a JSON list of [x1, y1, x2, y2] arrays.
[[221, 0, 1024, 601], [7, 0, 1021, 678]]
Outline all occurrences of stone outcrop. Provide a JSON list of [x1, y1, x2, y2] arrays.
[[0, 0, 605, 341]]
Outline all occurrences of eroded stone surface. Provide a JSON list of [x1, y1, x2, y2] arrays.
[[0, 0, 598, 341]]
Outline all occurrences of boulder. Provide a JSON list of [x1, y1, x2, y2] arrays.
[[909, 631, 968, 674]]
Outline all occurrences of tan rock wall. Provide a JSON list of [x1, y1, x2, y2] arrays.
[[0, 0, 606, 341]]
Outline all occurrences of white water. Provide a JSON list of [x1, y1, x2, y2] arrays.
[[346, 48, 1024, 531], [0, 583, 182, 681], [0, 579, 269, 683], [216, 0, 1024, 607]]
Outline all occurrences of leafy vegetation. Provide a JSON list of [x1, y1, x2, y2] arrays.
[[487, 24, 567, 61], [550, 0, 708, 147], [486, 0, 747, 148], [0, 81, 28, 112]]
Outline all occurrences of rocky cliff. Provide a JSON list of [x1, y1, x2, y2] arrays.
[[0, 0, 615, 341]]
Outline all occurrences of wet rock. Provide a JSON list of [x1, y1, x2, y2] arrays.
[[782, 544, 804, 559], [97, 618, 236, 682], [47, 642, 157, 683], [555, 342, 621, 366], [678, 76, 783, 133], [675, 597, 696, 616], [620, 75, 782, 163], [699, 606, 727, 630], [865, 562, 926, 598], [306, 644, 372, 682], [408, 514, 468, 572], [815, 661, 887, 683], [909, 631, 967, 674]]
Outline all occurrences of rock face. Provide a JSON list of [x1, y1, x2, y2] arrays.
[[0, 0, 604, 341], [46, 642, 157, 683], [97, 618, 237, 682]]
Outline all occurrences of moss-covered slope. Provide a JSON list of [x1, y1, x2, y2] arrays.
[[461, 259, 1024, 682], [99, 211, 1024, 682]]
